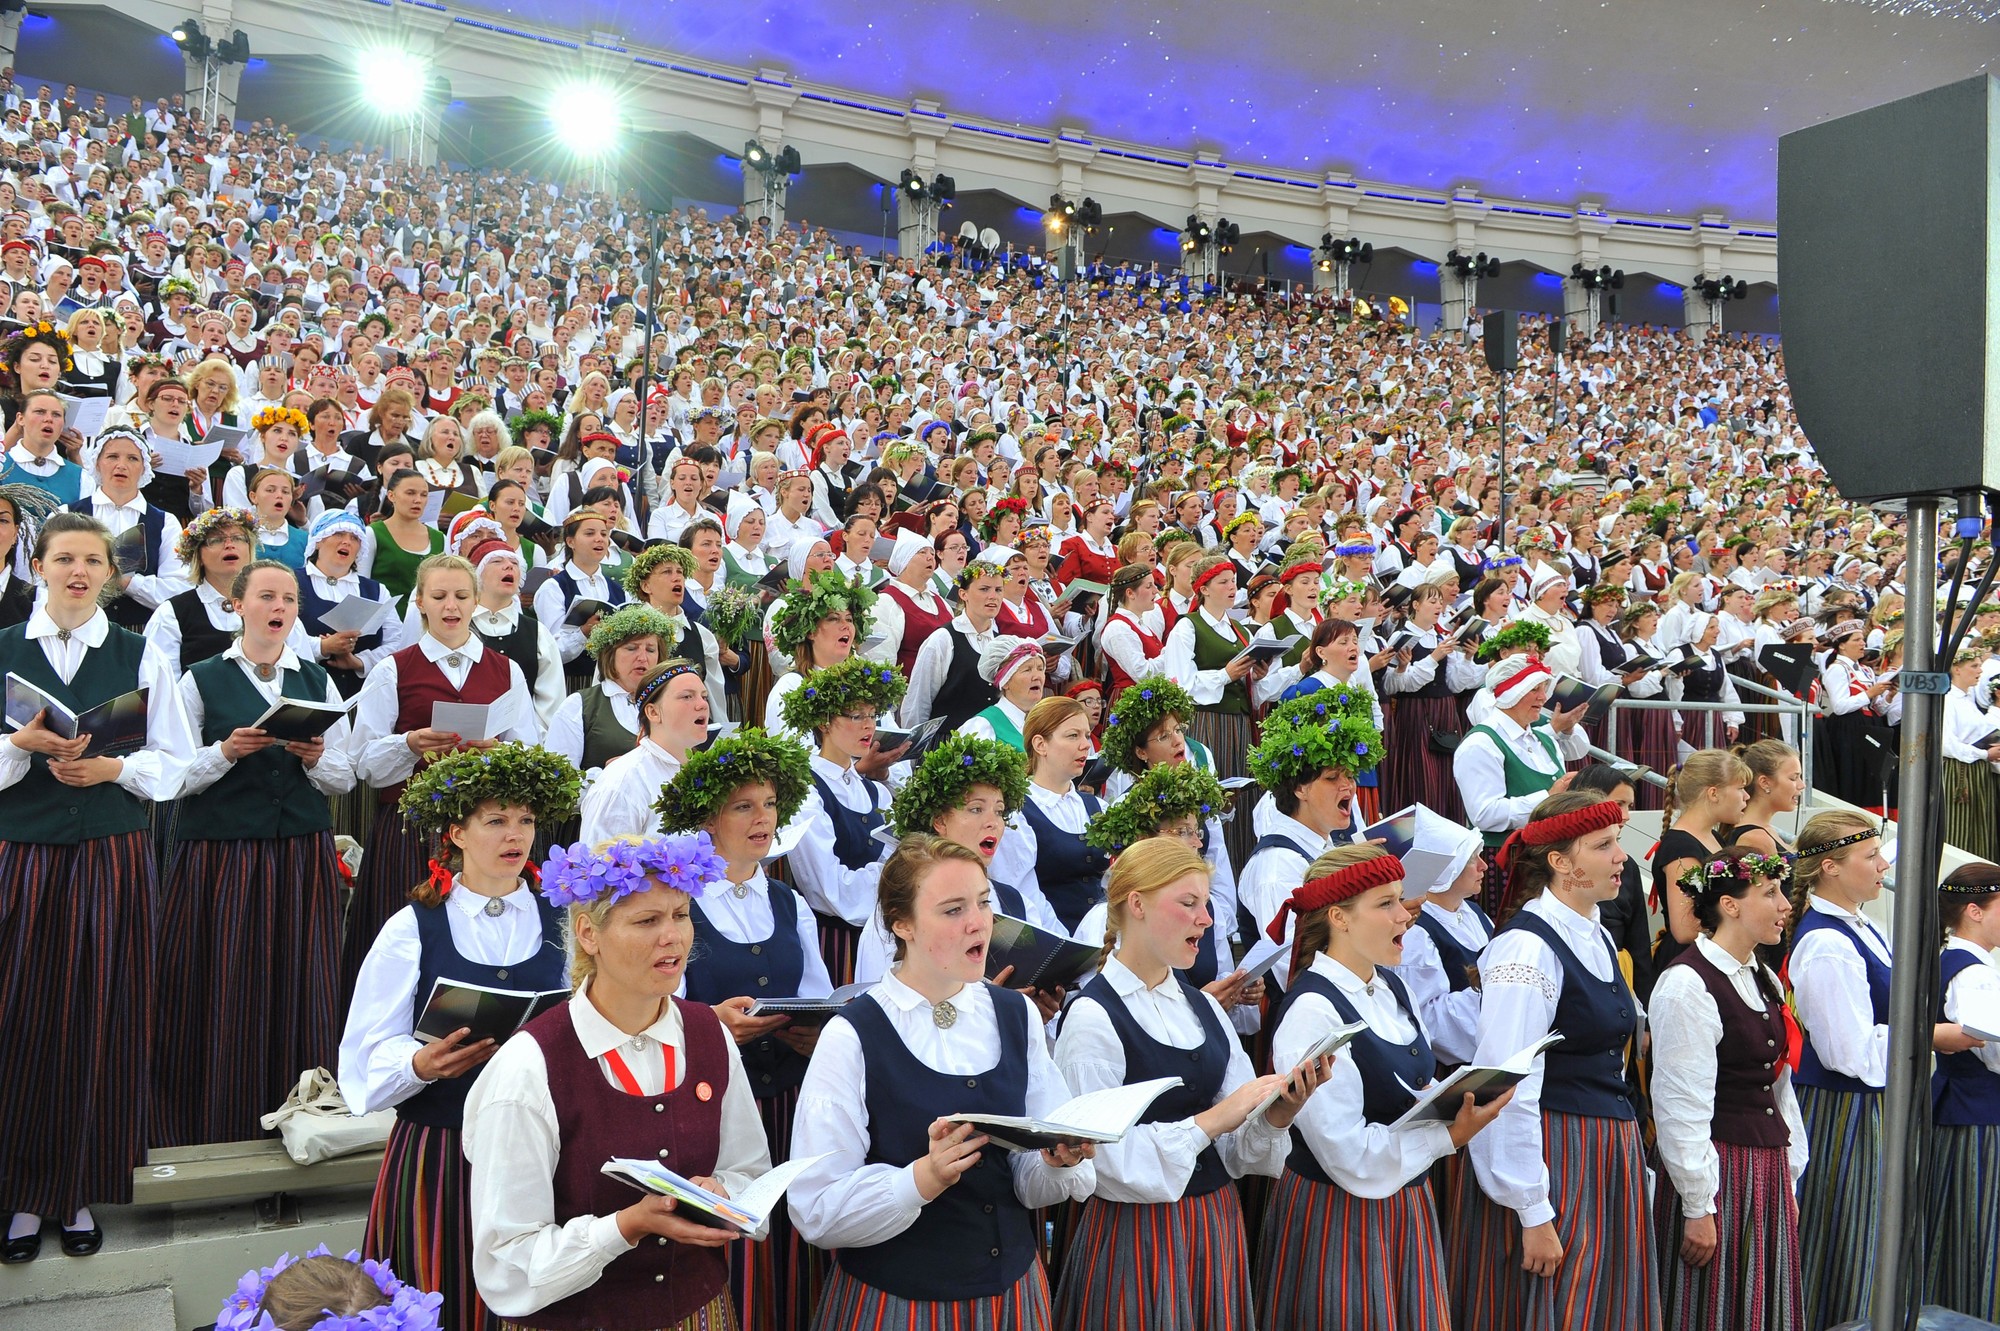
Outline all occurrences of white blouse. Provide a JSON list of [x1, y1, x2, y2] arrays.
[[1788, 895, 1892, 1088], [1648, 935, 1807, 1219], [787, 753, 893, 929], [1052, 956, 1288, 1202], [578, 738, 682, 846], [1392, 899, 1490, 1066], [1276, 952, 1456, 1198], [682, 866, 834, 1000], [347, 633, 539, 787], [462, 981, 771, 1319], [175, 644, 357, 798], [787, 973, 1095, 1249], [1942, 935, 2000, 1078]]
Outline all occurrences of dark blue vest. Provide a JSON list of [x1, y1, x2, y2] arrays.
[[990, 878, 1027, 920], [1501, 910, 1639, 1120], [836, 986, 1037, 1300], [1073, 972, 1232, 1197], [810, 771, 886, 871], [67, 500, 167, 630], [1274, 967, 1434, 1183], [685, 877, 809, 1101], [298, 570, 389, 661], [1411, 902, 1492, 994], [1791, 907, 1890, 1095], [1934, 947, 2000, 1126], [1177, 822, 1222, 989], [553, 567, 628, 613], [1246, 832, 1316, 962], [1020, 790, 1109, 931], [399, 891, 569, 1130]]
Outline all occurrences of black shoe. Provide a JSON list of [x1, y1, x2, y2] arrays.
[[1, 1226, 40, 1264], [58, 1221, 101, 1257]]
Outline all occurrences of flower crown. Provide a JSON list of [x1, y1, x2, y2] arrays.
[[1676, 852, 1792, 898], [654, 728, 813, 832], [585, 604, 678, 658], [769, 570, 876, 654], [621, 542, 696, 599], [1222, 511, 1262, 540], [540, 832, 726, 910], [1246, 689, 1385, 786], [1101, 679, 1198, 775], [397, 743, 582, 840], [1086, 761, 1231, 854], [1476, 619, 1553, 663], [1332, 540, 1376, 558], [507, 408, 564, 443], [980, 496, 1030, 539], [252, 405, 310, 436], [175, 506, 260, 564], [1324, 577, 1369, 603], [888, 732, 1029, 837], [780, 656, 909, 735], [1, 321, 73, 374], [214, 1245, 441, 1331]]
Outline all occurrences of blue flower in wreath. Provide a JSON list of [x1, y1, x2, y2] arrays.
[[1292, 745, 1304, 757], [1354, 742, 1370, 756], [1141, 689, 1154, 700]]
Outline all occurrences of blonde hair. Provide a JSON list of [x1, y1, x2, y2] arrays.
[[878, 833, 989, 964], [257, 1255, 389, 1331], [565, 835, 688, 987], [1096, 837, 1210, 972], [410, 553, 478, 629], [1291, 843, 1394, 985], [1786, 810, 1879, 943], [1663, 748, 1752, 827]]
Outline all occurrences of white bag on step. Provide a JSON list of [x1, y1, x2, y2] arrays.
[[261, 1068, 394, 1165]]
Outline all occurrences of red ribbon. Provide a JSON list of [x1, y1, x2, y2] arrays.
[[427, 857, 454, 898]]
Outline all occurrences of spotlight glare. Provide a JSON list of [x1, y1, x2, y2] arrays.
[[360, 49, 429, 120], [550, 81, 620, 158]]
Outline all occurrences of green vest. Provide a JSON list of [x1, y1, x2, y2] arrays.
[[580, 683, 638, 771], [1467, 723, 1564, 848], [0, 623, 150, 844], [182, 655, 336, 841], [1188, 611, 1251, 715], [975, 703, 1024, 750], [1280, 612, 1316, 669]]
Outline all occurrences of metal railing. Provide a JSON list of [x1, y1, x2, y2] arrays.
[[1600, 690, 1819, 801]]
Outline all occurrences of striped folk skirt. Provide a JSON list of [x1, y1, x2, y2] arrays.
[[730, 1084, 825, 1331], [340, 802, 433, 1007], [1927, 1121, 2000, 1321], [1620, 707, 1680, 812], [1654, 1141, 1804, 1331], [810, 1261, 1053, 1331], [1190, 707, 1259, 880], [1053, 1186, 1254, 1331], [1794, 1084, 1880, 1331], [1254, 1168, 1449, 1331], [1381, 694, 1467, 822], [1479, 847, 1512, 921], [501, 1293, 736, 1331], [367, 1117, 498, 1331], [1942, 758, 2000, 863], [0, 830, 155, 1218], [816, 912, 862, 991], [151, 831, 346, 1147], [1447, 1112, 1660, 1331]]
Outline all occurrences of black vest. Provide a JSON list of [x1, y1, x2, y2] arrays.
[[929, 625, 999, 731]]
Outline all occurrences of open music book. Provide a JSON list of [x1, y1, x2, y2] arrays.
[[602, 1152, 831, 1240], [947, 1076, 1184, 1152], [1388, 1032, 1564, 1127]]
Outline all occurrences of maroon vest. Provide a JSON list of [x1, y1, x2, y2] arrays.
[[382, 642, 515, 803], [881, 580, 953, 680], [516, 998, 730, 1331], [1666, 945, 1790, 1150]]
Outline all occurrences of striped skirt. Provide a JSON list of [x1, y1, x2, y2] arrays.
[[1654, 1141, 1803, 1331], [1381, 694, 1466, 822], [1479, 847, 1512, 921], [1620, 708, 1680, 811], [730, 1084, 825, 1331], [1793, 1084, 1879, 1331], [1190, 708, 1259, 877], [1053, 1187, 1254, 1331], [150, 831, 346, 1148], [340, 802, 433, 1007], [1254, 1168, 1448, 1331], [0, 831, 155, 1218], [501, 1292, 736, 1331], [1927, 1121, 2000, 1321], [367, 1117, 498, 1331], [1942, 759, 1999, 863], [1447, 1111, 1660, 1331], [810, 1261, 1052, 1331], [817, 912, 862, 991]]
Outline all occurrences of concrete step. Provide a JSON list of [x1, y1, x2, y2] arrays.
[[4, 1286, 176, 1331], [0, 1185, 371, 1331]]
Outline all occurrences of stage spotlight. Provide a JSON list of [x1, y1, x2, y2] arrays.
[[776, 146, 801, 175], [360, 48, 428, 120], [744, 140, 767, 167], [216, 29, 251, 64], [900, 168, 923, 197], [550, 81, 620, 158], [931, 174, 955, 203], [173, 18, 210, 60]]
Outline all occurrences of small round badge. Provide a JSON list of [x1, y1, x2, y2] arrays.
[[694, 1081, 714, 1102]]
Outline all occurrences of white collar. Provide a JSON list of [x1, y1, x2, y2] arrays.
[[1693, 932, 1759, 977], [1530, 889, 1602, 933], [878, 968, 976, 1014], [87, 488, 144, 513], [224, 641, 301, 672], [1103, 953, 1181, 999], [447, 877, 527, 919], [566, 976, 685, 1059], [419, 632, 485, 664], [1807, 894, 1873, 926], [1308, 949, 1379, 995], [1266, 810, 1329, 855], [25, 606, 108, 647], [1945, 935, 2000, 966]]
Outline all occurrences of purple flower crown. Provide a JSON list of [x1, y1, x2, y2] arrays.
[[540, 832, 727, 909], [214, 1246, 441, 1331]]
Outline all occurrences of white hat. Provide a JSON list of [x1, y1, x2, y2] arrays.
[[977, 635, 1044, 689], [1485, 653, 1553, 709], [887, 528, 932, 576]]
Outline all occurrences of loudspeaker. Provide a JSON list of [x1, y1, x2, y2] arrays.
[[1548, 317, 1566, 358], [1778, 74, 1999, 502], [627, 130, 680, 215], [1483, 310, 1518, 373]]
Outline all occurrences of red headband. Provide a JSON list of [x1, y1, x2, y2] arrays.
[[1491, 656, 1550, 699], [1191, 562, 1234, 595], [1282, 561, 1322, 582], [1064, 680, 1102, 699], [1495, 799, 1627, 885], [1267, 854, 1408, 942], [580, 432, 620, 449]]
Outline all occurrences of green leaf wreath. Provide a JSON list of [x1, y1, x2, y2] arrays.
[[1100, 679, 1198, 776], [653, 729, 813, 832], [779, 657, 910, 736], [1085, 762, 1232, 854], [888, 733, 1029, 837], [769, 570, 877, 655], [398, 742, 582, 837]]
